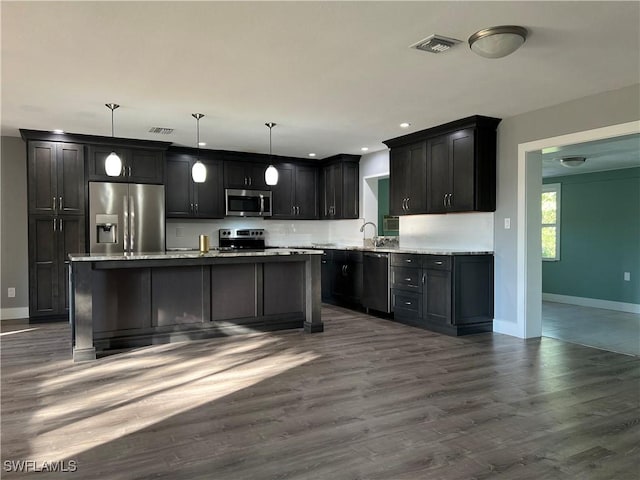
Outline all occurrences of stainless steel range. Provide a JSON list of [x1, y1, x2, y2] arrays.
[[218, 228, 266, 251]]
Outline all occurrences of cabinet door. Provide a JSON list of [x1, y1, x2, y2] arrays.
[[263, 262, 304, 315], [28, 216, 58, 316], [57, 216, 85, 313], [87, 145, 129, 181], [56, 143, 85, 214], [320, 165, 333, 218], [224, 161, 250, 189], [320, 251, 333, 302], [341, 162, 359, 219], [424, 268, 452, 327], [407, 142, 427, 214], [211, 264, 258, 322], [129, 149, 164, 184], [295, 165, 319, 219], [165, 155, 193, 217], [330, 163, 343, 218], [271, 164, 295, 218], [248, 163, 269, 190], [426, 135, 450, 214], [389, 146, 410, 216], [449, 129, 475, 212], [28, 142, 57, 214], [194, 159, 224, 218]]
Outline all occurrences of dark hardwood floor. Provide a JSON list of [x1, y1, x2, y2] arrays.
[[1, 305, 639, 479]]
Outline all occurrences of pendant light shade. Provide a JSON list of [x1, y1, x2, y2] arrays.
[[468, 25, 528, 59], [105, 103, 122, 177], [191, 113, 206, 183], [265, 122, 278, 186]]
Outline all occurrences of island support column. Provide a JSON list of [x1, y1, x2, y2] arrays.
[[304, 254, 323, 333], [71, 262, 96, 361]]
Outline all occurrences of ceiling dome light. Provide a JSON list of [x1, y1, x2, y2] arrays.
[[559, 156, 586, 167], [191, 113, 206, 183], [264, 122, 278, 186], [468, 25, 528, 59], [400, 122, 411, 128], [361, 147, 369, 152], [104, 103, 122, 177], [308, 153, 317, 157]]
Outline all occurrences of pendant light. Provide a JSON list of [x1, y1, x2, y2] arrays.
[[191, 113, 206, 183], [104, 103, 122, 176], [264, 122, 278, 186]]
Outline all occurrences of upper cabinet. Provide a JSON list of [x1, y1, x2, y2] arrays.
[[384, 115, 501, 215], [28, 141, 85, 215], [87, 145, 164, 184], [165, 150, 224, 219], [321, 155, 360, 219], [271, 163, 319, 219], [224, 160, 269, 190]]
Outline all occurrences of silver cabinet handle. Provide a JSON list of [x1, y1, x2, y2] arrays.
[[406, 197, 410, 211], [422, 273, 426, 284], [292, 205, 296, 215], [404, 277, 412, 281], [190, 203, 193, 213], [59, 218, 63, 231], [52, 197, 56, 212], [297, 206, 300, 215], [434, 261, 443, 265], [53, 218, 57, 232], [449, 193, 453, 207], [195, 203, 199, 214], [405, 301, 412, 305], [405, 259, 412, 263], [59, 196, 63, 211], [443, 194, 447, 208], [129, 165, 132, 176]]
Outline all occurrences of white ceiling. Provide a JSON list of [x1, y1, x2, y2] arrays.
[[2, 1, 639, 159], [541, 134, 640, 178]]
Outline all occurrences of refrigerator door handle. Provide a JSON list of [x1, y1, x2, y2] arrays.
[[123, 194, 129, 251], [129, 195, 135, 252]]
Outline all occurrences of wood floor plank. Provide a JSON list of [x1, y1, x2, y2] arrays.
[[1, 304, 639, 479]]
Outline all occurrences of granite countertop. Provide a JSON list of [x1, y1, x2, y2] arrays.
[[283, 244, 494, 256], [69, 248, 323, 262]]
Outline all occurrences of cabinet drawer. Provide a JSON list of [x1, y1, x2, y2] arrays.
[[391, 267, 422, 292], [423, 255, 452, 270], [392, 290, 422, 320], [391, 253, 421, 267]]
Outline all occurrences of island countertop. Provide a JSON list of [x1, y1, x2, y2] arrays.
[[69, 248, 323, 262]]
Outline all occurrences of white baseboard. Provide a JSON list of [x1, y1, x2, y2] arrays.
[[0, 307, 29, 320], [493, 318, 525, 338], [542, 293, 640, 314]]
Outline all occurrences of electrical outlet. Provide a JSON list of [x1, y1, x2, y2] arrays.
[[8, 287, 15, 298], [504, 218, 511, 229], [624, 272, 631, 281]]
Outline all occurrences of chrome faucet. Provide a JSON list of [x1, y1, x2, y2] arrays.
[[360, 222, 378, 239]]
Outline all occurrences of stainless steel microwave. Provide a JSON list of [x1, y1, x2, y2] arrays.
[[225, 189, 272, 217]]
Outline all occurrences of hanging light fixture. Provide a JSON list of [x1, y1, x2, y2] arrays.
[[468, 25, 528, 59], [191, 113, 206, 183], [104, 103, 122, 176], [264, 122, 278, 186]]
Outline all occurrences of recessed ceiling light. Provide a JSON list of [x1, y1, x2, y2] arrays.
[[400, 122, 411, 128], [308, 153, 316, 157], [52, 129, 64, 134], [361, 147, 369, 152], [198, 142, 206, 146]]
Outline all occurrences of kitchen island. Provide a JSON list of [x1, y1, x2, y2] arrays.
[[69, 249, 323, 361]]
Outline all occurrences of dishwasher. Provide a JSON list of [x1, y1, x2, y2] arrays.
[[362, 252, 392, 313]]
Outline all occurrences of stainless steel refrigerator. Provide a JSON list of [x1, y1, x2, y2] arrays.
[[89, 182, 165, 254]]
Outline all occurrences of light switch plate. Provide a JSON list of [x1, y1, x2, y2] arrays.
[[8, 287, 15, 298], [624, 272, 631, 281], [504, 218, 511, 229]]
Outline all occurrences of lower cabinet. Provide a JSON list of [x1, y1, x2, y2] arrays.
[[28, 214, 85, 319], [391, 253, 493, 336], [330, 250, 363, 305]]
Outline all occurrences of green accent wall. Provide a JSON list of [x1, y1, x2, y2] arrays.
[[542, 167, 640, 304]]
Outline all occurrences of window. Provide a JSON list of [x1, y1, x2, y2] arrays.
[[542, 183, 561, 261]]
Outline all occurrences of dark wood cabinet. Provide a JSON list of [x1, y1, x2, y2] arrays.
[[28, 141, 84, 215], [390, 253, 494, 335], [28, 215, 85, 318], [88, 145, 164, 184], [224, 161, 268, 190], [320, 250, 333, 302], [165, 151, 224, 218], [321, 155, 360, 219], [271, 163, 319, 219], [389, 142, 427, 215], [331, 250, 363, 305], [384, 115, 500, 215]]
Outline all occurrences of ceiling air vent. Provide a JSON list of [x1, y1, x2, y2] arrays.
[[410, 34, 461, 54], [148, 127, 174, 135]]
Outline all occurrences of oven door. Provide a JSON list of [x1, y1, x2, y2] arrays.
[[225, 189, 272, 217]]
